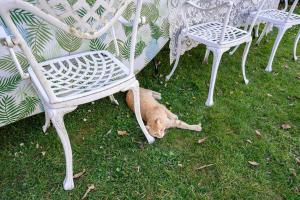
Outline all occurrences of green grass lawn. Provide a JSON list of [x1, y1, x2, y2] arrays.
[[0, 24, 300, 199]]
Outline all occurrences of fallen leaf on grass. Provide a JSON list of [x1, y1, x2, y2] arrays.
[[82, 184, 95, 199], [248, 161, 259, 166], [117, 130, 128, 136], [198, 137, 208, 144], [267, 93, 273, 97], [283, 64, 289, 69], [295, 157, 300, 165], [74, 169, 86, 179], [246, 139, 252, 144], [281, 123, 291, 130], [255, 130, 262, 138], [290, 168, 297, 177], [196, 164, 214, 170], [134, 166, 140, 172]]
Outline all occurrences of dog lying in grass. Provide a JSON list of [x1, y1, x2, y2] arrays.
[[126, 88, 202, 138]]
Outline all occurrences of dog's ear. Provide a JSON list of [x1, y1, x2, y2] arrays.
[[146, 125, 150, 130]]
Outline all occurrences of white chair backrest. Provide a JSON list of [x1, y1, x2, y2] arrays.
[[0, 0, 143, 102], [247, 0, 266, 34]]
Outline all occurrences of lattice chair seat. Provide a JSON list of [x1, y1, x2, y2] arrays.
[[258, 9, 300, 25], [32, 51, 131, 103], [187, 22, 248, 46]]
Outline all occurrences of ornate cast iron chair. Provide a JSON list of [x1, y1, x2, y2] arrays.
[[0, 0, 155, 190], [254, 0, 300, 71], [166, 0, 265, 107]]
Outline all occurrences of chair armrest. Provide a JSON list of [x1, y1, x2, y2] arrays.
[[0, 26, 29, 80], [118, 16, 146, 27]]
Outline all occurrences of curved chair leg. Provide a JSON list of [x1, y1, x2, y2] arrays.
[[43, 111, 51, 133], [241, 40, 252, 85], [265, 27, 287, 72], [109, 95, 119, 105], [166, 34, 183, 81], [49, 106, 77, 190], [293, 29, 300, 61], [229, 45, 240, 56], [256, 23, 271, 45], [130, 82, 155, 144], [203, 48, 210, 64], [229, 25, 248, 55], [255, 23, 260, 38], [205, 48, 226, 107]]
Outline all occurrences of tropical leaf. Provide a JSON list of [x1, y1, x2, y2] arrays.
[[0, 53, 29, 73], [120, 39, 146, 60], [150, 22, 162, 40], [122, 2, 135, 20], [19, 96, 39, 118], [27, 20, 52, 62], [106, 39, 124, 56], [0, 74, 22, 96], [123, 26, 133, 37], [10, 9, 38, 25], [0, 95, 20, 125], [160, 18, 170, 38], [135, 40, 146, 58], [120, 39, 131, 60], [141, 3, 159, 23], [90, 38, 106, 51], [56, 30, 82, 53]]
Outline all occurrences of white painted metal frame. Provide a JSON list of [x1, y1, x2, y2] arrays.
[[254, 0, 300, 71], [0, 0, 155, 190], [166, 0, 265, 107], [294, 29, 300, 60]]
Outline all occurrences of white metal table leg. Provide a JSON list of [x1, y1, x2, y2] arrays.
[[130, 82, 155, 144], [265, 26, 288, 72], [241, 40, 252, 85], [205, 48, 226, 107], [166, 34, 183, 81], [49, 106, 77, 190], [293, 29, 300, 61]]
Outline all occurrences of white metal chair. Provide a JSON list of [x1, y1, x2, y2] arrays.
[[166, 0, 265, 107], [0, 0, 155, 190], [254, 0, 300, 71]]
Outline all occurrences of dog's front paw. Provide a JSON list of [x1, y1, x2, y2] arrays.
[[194, 125, 202, 132]]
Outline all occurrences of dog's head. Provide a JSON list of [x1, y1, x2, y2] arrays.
[[146, 118, 166, 138]]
